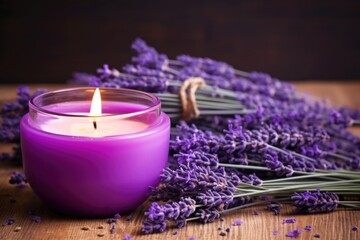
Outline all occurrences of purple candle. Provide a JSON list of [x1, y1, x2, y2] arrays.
[[20, 87, 170, 217]]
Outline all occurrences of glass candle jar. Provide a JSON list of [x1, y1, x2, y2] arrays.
[[20, 87, 170, 217]]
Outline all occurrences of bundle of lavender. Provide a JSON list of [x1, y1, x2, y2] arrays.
[[72, 39, 360, 233], [1, 39, 360, 234]]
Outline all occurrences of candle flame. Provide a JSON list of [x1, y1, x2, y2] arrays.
[[90, 88, 102, 129], [90, 88, 102, 116]]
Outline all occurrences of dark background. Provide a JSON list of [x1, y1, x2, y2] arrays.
[[1, 0, 360, 84]]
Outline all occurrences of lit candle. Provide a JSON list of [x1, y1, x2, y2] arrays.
[[20, 88, 170, 217], [40, 88, 148, 137]]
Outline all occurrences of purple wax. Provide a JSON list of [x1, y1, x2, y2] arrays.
[[20, 88, 170, 217]]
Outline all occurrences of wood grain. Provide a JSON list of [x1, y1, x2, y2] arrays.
[[0, 83, 359, 240]]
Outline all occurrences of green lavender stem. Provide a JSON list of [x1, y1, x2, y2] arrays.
[[234, 179, 360, 198]]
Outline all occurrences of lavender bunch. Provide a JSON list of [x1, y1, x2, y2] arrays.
[[80, 39, 359, 235]]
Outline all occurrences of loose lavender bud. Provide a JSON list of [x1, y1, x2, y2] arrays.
[[314, 233, 320, 238], [9, 171, 27, 185], [225, 226, 231, 232], [106, 213, 121, 224], [110, 224, 116, 234], [273, 230, 278, 236], [2, 217, 15, 226], [286, 228, 303, 238], [233, 219, 243, 226], [282, 218, 296, 224], [352, 226, 358, 231], [124, 234, 131, 240], [305, 225, 312, 231]]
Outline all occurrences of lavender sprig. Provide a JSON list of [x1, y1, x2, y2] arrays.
[[292, 190, 339, 213]]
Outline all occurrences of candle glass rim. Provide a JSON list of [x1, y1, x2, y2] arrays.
[[29, 87, 161, 119]]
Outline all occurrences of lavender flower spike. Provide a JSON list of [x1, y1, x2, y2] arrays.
[[291, 189, 339, 213]]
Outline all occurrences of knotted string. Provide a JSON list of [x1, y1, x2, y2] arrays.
[[179, 77, 206, 121]]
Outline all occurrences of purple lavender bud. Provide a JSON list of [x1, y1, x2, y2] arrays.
[[124, 234, 131, 240], [233, 219, 243, 226], [286, 228, 303, 238], [69, 72, 97, 85], [131, 38, 168, 70], [195, 208, 221, 223], [2, 217, 15, 226], [314, 233, 320, 238], [122, 64, 174, 79], [282, 218, 296, 224], [9, 171, 27, 185], [197, 190, 233, 208], [267, 201, 281, 215], [174, 151, 219, 169], [240, 173, 262, 186], [176, 55, 235, 80], [305, 225, 312, 231], [142, 220, 167, 234], [176, 219, 187, 228], [106, 213, 121, 224], [292, 190, 339, 213], [226, 196, 253, 209], [264, 151, 294, 177], [352, 226, 358, 231], [97, 64, 121, 78], [110, 224, 116, 234], [178, 198, 196, 218], [144, 202, 165, 222]]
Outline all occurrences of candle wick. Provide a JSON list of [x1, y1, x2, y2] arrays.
[[93, 120, 97, 130]]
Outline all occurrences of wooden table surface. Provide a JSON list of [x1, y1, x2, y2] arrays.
[[0, 83, 359, 240]]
